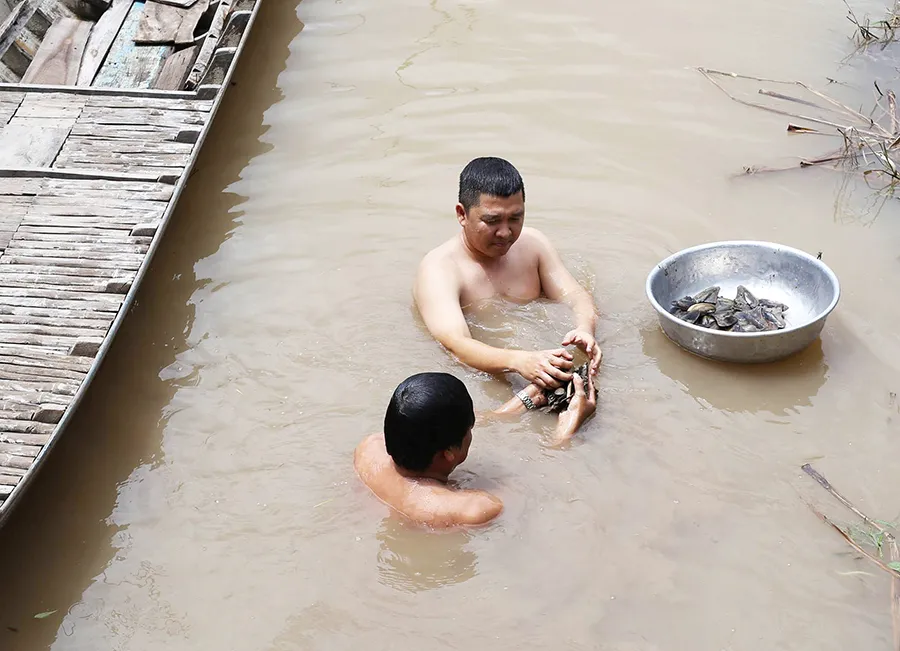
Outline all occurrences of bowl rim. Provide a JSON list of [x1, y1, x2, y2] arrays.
[[645, 240, 841, 338]]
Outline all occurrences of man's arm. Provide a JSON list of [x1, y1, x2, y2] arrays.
[[414, 255, 573, 387], [531, 229, 602, 371], [414, 255, 520, 375]]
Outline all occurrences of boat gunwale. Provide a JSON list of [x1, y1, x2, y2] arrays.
[[0, 0, 266, 528]]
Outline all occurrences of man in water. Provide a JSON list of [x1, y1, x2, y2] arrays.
[[354, 371, 596, 527], [413, 156, 602, 400]]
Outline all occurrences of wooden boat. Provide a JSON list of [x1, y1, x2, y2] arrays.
[[0, 0, 261, 526]]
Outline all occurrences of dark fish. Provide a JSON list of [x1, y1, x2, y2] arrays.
[[541, 363, 596, 414], [693, 286, 720, 304], [735, 285, 759, 311], [671, 296, 696, 310], [686, 302, 716, 315]]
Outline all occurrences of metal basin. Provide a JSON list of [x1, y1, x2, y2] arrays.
[[645, 241, 840, 363]]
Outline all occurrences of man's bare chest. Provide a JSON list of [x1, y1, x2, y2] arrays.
[[458, 262, 542, 305]]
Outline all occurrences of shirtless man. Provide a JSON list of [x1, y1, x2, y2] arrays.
[[354, 371, 596, 527], [413, 156, 602, 397]]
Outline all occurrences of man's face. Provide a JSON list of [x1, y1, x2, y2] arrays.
[[457, 192, 525, 258]]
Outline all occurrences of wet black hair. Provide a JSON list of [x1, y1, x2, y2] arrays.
[[384, 372, 475, 472], [458, 157, 525, 211]]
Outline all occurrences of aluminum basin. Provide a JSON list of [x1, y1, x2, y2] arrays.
[[645, 241, 840, 363]]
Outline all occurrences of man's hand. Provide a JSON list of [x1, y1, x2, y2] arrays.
[[553, 371, 597, 444], [562, 329, 602, 373], [513, 349, 574, 389]]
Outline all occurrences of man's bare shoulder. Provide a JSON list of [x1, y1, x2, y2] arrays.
[[518, 226, 556, 250], [413, 484, 504, 528], [414, 238, 463, 300], [354, 433, 388, 477], [418, 237, 463, 271]]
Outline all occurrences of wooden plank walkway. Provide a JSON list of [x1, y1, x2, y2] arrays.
[[0, 86, 214, 509], [0, 0, 261, 526]]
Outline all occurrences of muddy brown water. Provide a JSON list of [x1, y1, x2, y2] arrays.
[[2, 0, 900, 649]]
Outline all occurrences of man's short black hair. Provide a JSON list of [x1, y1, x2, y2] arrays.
[[384, 372, 475, 472], [458, 157, 525, 211]]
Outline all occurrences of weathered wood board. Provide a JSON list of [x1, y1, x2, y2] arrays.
[[77, 0, 134, 86], [185, 0, 230, 88], [134, 0, 208, 44], [92, 0, 172, 88], [21, 17, 93, 85], [0, 123, 70, 167], [153, 44, 197, 89]]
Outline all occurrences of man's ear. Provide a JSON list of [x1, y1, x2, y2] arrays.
[[443, 448, 457, 464], [455, 203, 466, 226]]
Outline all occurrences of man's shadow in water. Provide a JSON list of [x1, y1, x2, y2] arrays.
[[641, 324, 828, 415], [375, 515, 478, 593]]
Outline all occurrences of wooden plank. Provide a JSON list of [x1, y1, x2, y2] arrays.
[[84, 94, 211, 110], [20, 215, 149, 228], [56, 163, 182, 176], [0, 379, 77, 395], [0, 322, 110, 340], [0, 473, 21, 485], [78, 105, 205, 126], [67, 123, 185, 141], [0, 359, 86, 381], [55, 151, 189, 166], [33, 404, 66, 423], [5, 239, 149, 253], [77, 0, 134, 86], [0, 419, 55, 435], [0, 441, 41, 458], [1, 255, 142, 272], [0, 284, 133, 301], [0, 123, 70, 167], [0, 464, 26, 476], [0, 313, 112, 330], [0, 454, 32, 469], [11, 231, 151, 243], [0, 0, 41, 59], [5, 116, 77, 128], [69, 122, 183, 140], [186, 0, 231, 88], [31, 195, 167, 211], [43, 177, 174, 199], [135, 0, 207, 44], [0, 177, 42, 195], [58, 137, 193, 153], [92, 0, 173, 89], [21, 17, 93, 85], [0, 278, 129, 293], [0, 93, 22, 124], [0, 332, 79, 348], [0, 344, 95, 369], [151, 0, 198, 9], [69, 336, 102, 356], [0, 408, 35, 422], [0, 287, 126, 309], [14, 93, 86, 119], [0, 305, 118, 323]]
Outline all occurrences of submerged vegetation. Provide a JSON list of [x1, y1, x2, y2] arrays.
[[845, 0, 900, 49], [699, 0, 900, 197], [801, 464, 900, 650]]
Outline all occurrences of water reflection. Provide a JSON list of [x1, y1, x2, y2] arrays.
[[641, 324, 828, 415], [375, 516, 477, 592]]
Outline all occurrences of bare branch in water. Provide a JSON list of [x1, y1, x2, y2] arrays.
[[802, 464, 900, 651], [696, 67, 900, 188]]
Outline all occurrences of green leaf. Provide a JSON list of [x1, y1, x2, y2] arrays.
[[33, 610, 56, 620], [887, 562, 900, 572]]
